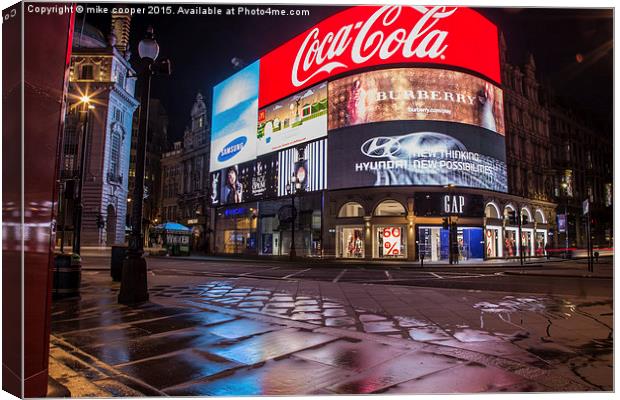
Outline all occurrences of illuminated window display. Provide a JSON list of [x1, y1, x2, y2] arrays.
[[337, 226, 365, 258], [535, 230, 547, 256], [485, 226, 502, 258], [521, 228, 535, 256], [374, 226, 406, 258], [504, 228, 519, 257], [215, 205, 258, 255]]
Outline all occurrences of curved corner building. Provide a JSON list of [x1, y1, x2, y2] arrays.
[[208, 5, 555, 262]]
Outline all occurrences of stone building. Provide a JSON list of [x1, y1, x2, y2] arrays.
[[57, 15, 139, 247], [545, 98, 613, 248], [159, 93, 211, 251]]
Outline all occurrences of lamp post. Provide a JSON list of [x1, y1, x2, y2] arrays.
[[72, 96, 94, 255], [119, 27, 160, 305], [561, 182, 569, 259], [285, 173, 303, 259]]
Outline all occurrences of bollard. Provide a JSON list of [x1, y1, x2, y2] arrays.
[[52, 253, 81, 299]]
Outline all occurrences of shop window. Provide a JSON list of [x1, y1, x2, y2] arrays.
[[375, 226, 406, 258], [338, 202, 365, 218], [373, 200, 406, 216], [337, 226, 365, 258]]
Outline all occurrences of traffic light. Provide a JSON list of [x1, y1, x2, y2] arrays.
[[521, 213, 529, 225], [442, 218, 449, 230]]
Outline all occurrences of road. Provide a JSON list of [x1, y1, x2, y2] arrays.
[[51, 253, 612, 395], [82, 254, 613, 298]]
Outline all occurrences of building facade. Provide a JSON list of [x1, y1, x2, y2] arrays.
[[57, 15, 139, 247], [204, 6, 561, 261], [204, 6, 611, 261], [545, 97, 613, 249], [159, 94, 211, 251]]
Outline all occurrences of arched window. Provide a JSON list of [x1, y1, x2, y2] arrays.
[[109, 125, 123, 181], [374, 200, 406, 216], [535, 209, 546, 224], [485, 202, 501, 219], [521, 207, 532, 224], [503, 204, 515, 216], [338, 202, 365, 218]]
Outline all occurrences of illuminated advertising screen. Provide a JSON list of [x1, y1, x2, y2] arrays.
[[211, 153, 279, 206], [210, 60, 260, 171], [277, 138, 327, 196], [257, 82, 328, 155], [259, 6, 500, 107], [328, 68, 505, 134], [328, 121, 507, 192]]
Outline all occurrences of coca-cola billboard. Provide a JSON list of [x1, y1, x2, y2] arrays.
[[259, 5, 500, 107]]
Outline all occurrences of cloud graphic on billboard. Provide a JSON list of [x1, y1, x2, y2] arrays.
[[356, 132, 507, 192]]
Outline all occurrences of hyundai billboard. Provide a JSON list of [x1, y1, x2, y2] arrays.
[[328, 120, 507, 192]]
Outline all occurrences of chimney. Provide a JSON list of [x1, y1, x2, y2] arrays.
[[110, 14, 131, 54]]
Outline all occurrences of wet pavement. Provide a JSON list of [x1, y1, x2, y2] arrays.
[[49, 269, 613, 396]]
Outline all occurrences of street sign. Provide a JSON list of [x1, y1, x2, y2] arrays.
[[582, 199, 589, 215]]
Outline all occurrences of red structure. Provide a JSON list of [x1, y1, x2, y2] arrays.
[[2, 2, 74, 397]]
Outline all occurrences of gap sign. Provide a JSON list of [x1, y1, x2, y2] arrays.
[[414, 192, 484, 217]]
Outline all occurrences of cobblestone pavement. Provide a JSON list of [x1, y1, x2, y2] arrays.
[[49, 270, 612, 396]]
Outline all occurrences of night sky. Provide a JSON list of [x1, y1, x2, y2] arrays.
[[82, 4, 613, 143]]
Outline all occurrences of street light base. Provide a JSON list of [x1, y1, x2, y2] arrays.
[[118, 253, 149, 305]]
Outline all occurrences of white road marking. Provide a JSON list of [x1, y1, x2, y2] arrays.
[[384, 270, 393, 280], [239, 266, 280, 276], [333, 269, 347, 283], [283, 268, 311, 279], [429, 272, 444, 279]]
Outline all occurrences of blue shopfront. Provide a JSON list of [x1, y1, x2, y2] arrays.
[[414, 193, 485, 262], [417, 226, 484, 262]]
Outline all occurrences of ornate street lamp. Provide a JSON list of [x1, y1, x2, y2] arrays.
[[119, 27, 169, 305], [72, 95, 95, 255]]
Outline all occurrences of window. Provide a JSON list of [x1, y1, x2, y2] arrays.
[[80, 64, 94, 80], [114, 107, 124, 124], [109, 128, 122, 181], [484, 203, 501, 219], [338, 202, 365, 218], [374, 200, 406, 216], [535, 209, 546, 224]]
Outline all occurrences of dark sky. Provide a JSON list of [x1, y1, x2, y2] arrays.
[[83, 4, 613, 142]]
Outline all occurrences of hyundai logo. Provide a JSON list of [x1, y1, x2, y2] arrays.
[[361, 137, 401, 158], [218, 136, 247, 162]]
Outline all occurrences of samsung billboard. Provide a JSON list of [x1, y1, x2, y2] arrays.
[[328, 120, 507, 192], [210, 60, 260, 171]]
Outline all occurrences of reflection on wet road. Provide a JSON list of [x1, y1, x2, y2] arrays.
[[50, 271, 612, 396]]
